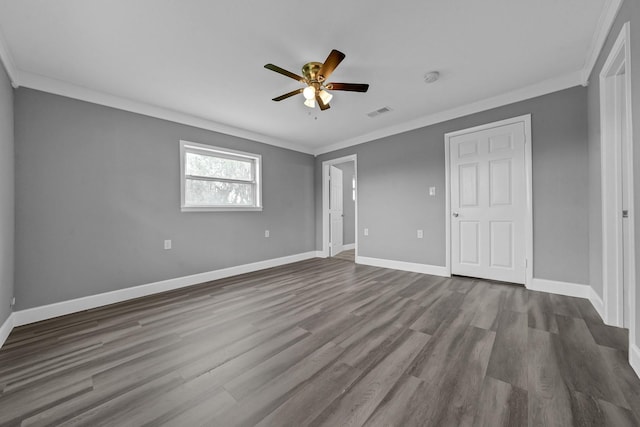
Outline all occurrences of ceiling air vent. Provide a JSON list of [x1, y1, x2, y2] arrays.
[[367, 106, 392, 118]]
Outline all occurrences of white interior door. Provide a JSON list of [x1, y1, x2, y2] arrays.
[[617, 73, 631, 328], [450, 122, 526, 284], [329, 165, 344, 256]]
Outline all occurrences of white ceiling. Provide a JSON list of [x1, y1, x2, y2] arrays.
[[0, 1, 613, 154]]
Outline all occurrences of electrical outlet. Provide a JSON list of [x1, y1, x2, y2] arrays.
[[429, 186, 436, 196], [417, 230, 423, 239], [164, 240, 172, 250], [364, 228, 369, 236], [265, 230, 270, 238]]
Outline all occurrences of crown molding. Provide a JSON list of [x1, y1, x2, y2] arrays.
[[0, 27, 18, 87], [581, 0, 624, 85], [13, 68, 586, 158], [313, 70, 583, 156], [0, 2, 624, 157], [17, 71, 314, 155]]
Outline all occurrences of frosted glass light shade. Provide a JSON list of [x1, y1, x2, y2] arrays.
[[304, 98, 316, 108], [303, 86, 316, 100], [318, 90, 333, 104]]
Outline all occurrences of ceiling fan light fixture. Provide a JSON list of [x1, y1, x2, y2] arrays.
[[265, 49, 369, 112], [303, 86, 316, 100], [318, 89, 333, 104]]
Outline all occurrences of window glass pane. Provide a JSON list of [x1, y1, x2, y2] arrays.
[[185, 151, 252, 181], [185, 179, 254, 206]]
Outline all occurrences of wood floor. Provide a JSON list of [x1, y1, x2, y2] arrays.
[[332, 248, 355, 262], [1, 257, 639, 426]]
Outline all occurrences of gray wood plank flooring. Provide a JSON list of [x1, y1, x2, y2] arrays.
[[332, 249, 355, 262], [0, 257, 639, 426]]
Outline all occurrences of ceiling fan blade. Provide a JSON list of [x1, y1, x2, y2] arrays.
[[264, 64, 306, 83], [316, 94, 330, 111], [318, 49, 345, 82], [326, 83, 369, 92], [272, 88, 304, 101]]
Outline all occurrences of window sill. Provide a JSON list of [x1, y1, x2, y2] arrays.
[[181, 206, 263, 212]]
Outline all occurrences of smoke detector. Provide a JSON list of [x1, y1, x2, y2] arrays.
[[424, 71, 440, 84]]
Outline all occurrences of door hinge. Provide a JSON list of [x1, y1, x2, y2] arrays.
[[622, 210, 629, 218], [525, 259, 528, 268]]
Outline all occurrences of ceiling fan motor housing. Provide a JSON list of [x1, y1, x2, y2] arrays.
[[302, 62, 323, 83]]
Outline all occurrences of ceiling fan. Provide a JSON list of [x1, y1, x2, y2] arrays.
[[264, 49, 369, 111]]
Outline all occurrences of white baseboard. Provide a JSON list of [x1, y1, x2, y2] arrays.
[[0, 312, 14, 348], [315, 250, 328, 258], [13, 251, 318, 328], [588, 287, 606, 322], [355, 256, 449, 277], [631, 343, 640, 379], [342, 243, 355, 251], [527, 278, 590, 298]]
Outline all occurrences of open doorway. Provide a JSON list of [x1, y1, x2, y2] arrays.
[[322, 155, 357, 262]]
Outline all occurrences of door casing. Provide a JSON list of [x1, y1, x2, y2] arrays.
[[322, 154, 358, 258], [599, 21, 636, 337]]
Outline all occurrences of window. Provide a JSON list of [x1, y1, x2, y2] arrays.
[[180, 141, 262, 211]]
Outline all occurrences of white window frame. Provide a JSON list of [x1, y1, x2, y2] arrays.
[[180, 140, 262, 212]]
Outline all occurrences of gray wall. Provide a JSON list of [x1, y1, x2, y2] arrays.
[[0, 64, 14, 325], [14, 88, 315, 310], [316, 86, 589, 285], [335, 162, 355, 246], [587, 0, 640, 344]]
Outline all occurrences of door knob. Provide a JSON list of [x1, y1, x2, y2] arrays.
[[452, 212, 459, 217]]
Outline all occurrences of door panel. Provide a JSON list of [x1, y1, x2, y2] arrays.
[[490, 221, 513, 268], [460, 221, 480, 265], [459, 163, 479, 207], [489, 159, 512, 206], [458, 139, 479, 158], [450, 121, 526, 284], [488, 133, 513, 152]]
